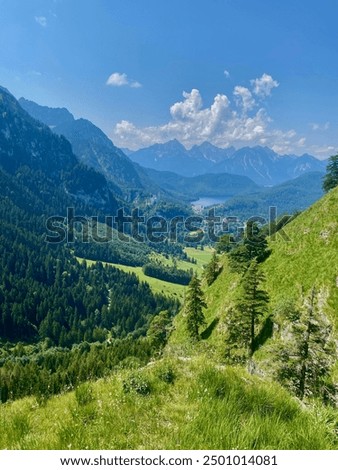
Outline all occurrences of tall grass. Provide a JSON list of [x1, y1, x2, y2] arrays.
[[1, 358, 336, 450]]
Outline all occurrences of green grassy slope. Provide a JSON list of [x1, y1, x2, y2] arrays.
[[1, 192, 337, 450], [172, 186, 338, 352], [263, 186, 338, 321], [1, 357, 336, 450]]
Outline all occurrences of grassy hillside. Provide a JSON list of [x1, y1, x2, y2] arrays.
[[77, 256, 186, 299], [1, 357, 337, 450], [263, 186, 338, 322], [76, 247, 213, 300], [172, 186, 338, 351], [1, 191, 337, 451]]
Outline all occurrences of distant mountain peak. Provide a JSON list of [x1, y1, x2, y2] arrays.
[[18, 97, 164, 199], [0, 85, 13, 96], [160, 139, 187, 151], [130, 139, 326, 183], [18, 98, 75, 127]]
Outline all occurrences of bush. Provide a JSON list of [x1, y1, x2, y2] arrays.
[[75, 383, 95, 406], [123, 373, 151, 396], [157, 366, 176, 384]]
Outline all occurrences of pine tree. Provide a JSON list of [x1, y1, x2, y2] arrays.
[[323, 154, 338, 192], [272, 288, 336, 400], [226, 260, 269, 359], [205, 251, 221, 285], [147, 310, 173, 351], [228, 222, 271, 273], [216, 233, 235, 253], [185, 275, 207, 340]]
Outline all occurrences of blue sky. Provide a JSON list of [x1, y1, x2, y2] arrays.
[[0, 0, 337, 157]]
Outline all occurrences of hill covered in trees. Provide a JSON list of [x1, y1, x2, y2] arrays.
[[1, 185, 337, 449], [0, 83, 337, 450]]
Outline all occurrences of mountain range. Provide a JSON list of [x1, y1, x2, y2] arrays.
[[19, 98, 163, 202], [19, 97, 328, 213], [0, 86, 118, 214], [1, 82, 338, 450], [128, 139, 327, 185]]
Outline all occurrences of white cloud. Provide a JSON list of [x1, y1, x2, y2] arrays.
[[112, 74, 306, 153], [251, 73, 279, 97], [35, 16, 47, 27], [106, 72, 142, 88], [310, 121, 330, 131], [233, 86, 255, 111], [224, 69, 230, 78], [130, 81, 142, 88], [308, 145, 335, 158]]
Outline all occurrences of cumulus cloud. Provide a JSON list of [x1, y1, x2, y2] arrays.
[[233, 86, 255, 111], [106, 72, 142, 88], [224, 69, 230, 78], [112, 73, 305, 153], [251, 73, 279, 97], [35, 16, 47, 27]]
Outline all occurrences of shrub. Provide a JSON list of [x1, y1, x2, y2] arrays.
[[157, 366, 176, 384], [75, 383, 95, 406], [123, 373, 151, 396]]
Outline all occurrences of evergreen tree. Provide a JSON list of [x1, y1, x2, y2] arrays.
[[243, 221, 271, 263], [216, 234, 235, 253], [185, 275, 207, 340], [226, 260, 269, 359], [323, 154, 338, 192], [228, 222, 270, 272], [147, 310, 173, 351], [205, 251, 221, 285], [272, 289, 336, 400]]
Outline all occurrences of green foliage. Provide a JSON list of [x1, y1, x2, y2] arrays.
[[1, 359, 337, 450], [323, 154, 338, 192], [220, 171, 324, 220], [143, 263, 192, 285], [75, 383, 95, 406], [0, 337, 153, 403], [263, 185, 338, 323], [270, 290, 336, 401], [226, 260, 269, 359], [147, 310, 173, 352], [157, 365, 176, 384], [216, 234, 236, 254], [145, 168, 258, 201], [185, 275, 207, 340], [123, 372, 152, 396], [204, 252, 221, 286], [228, 222, 271, 273]]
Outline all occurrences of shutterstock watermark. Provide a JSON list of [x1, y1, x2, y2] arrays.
[[45, 207, 290, 245]]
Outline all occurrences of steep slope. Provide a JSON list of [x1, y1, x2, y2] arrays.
[[189, 141, 236, 163], [0, 87, 118, 213], [171, 186, 338, 353], [19, 98, 164, 201], [263, 185, 338, 318], [0, 87, 178, 349], [1, 357, 336, 449], [212, 146, 327, 185]]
